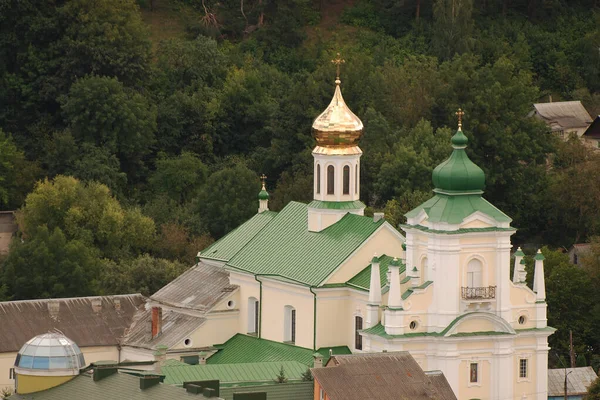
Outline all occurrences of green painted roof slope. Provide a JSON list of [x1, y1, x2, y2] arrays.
[[201, 211, 277, 261], [405, 193, 511, 225], [307, 200, 365, 210], [162, 361, 308, 385], [207, 334, 349, 367], [227, 202, 384, 286], [219, 382, 313, 400], [346, 255, 398, 291], [9, 371, 205, 400]]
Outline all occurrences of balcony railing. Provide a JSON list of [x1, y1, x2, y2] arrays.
[[461, 286, 496, 300]]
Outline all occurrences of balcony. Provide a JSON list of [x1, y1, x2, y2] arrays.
[[461, 286, 496, 300]]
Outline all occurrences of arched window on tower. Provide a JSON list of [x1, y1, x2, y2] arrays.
[[355, 316, 363, 350], [316, 164, 321, 194], [467, 259, 483, 288], [327, 166, 335, 195], [343, 166, 350, 195], [248, 297, 259, 334], [355, 164, 358, 194]]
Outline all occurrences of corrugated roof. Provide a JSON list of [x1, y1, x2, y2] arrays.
[[162, 361, 308, 385], [312, 352, 456, 400], [201, 211, 278, 262], [219, 382, 313, 400], [548, 367, 598, 396], [227, 202, 385, 286], [345, 255, 396, 291], [0, 294, 145, 352], [151, 261, 237, 311], [533, 101, 593, 130], [206, 334, 349, 366], [8, 371, 211, 400], [123, 308, 206, 350]]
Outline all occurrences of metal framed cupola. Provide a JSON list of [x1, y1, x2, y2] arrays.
[[308, 54, 366, 232]]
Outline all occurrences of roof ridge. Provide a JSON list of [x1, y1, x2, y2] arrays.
[[0, 293, 144, 305]]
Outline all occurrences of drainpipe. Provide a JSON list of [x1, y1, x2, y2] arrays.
[[309, 287, 317, 351], [254, 276, 263, 338]]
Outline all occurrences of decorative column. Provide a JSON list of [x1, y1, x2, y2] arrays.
[[384, 258, 404, 335], [512, 247, 524, 284], [533, 249, 547, 329], [366, 254, 382, 328]]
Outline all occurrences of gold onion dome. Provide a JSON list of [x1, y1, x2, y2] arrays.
[[312, 54, 363, 147]]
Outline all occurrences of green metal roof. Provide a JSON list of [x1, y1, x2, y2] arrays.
[[345, 255, 397, 291], [219, 382, 313, 400], [227, 202, 385, 286], [402, 224, 514, 235], [207, 334, 350, 367], [401, 281, 433, 300], [201, 211, 277, 261], [258, 189, 269, 200], [162, 361, 308, 385], [404, 193, 511, 225], [307, 200, 366, 210], [534, 251, 545, 261]]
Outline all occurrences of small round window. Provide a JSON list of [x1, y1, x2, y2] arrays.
[[227, 300, 235, 309], [518, 316, 526, 325], [409, 321, 418, 330], [184, 338, 192, 347]]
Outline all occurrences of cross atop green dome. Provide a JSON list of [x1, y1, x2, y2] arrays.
[[431, 109, 485, 194]]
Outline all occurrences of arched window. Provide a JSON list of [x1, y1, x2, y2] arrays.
[[355, 316, 363, 350], [248, 297, 259, 334], [343, 166, 350, 195], [355, 164, 358, 194], [284, 305, 296, 343], [421, 257, 428, 281], [467, 259, 483, 288], [327, 166, 335, 195], [316, 164, 321, 194]]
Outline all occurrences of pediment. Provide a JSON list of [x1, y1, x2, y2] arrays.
[[444, 312, 516, 337]]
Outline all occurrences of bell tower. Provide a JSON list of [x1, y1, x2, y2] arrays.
[[308, 54, 366, 232]]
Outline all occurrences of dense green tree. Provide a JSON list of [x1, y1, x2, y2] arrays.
[[18, 176, 155, 260], [1, 226, 101, 299], [149, 152, 208, 204], [585, 377, 600, 400], [432, 0, 474, 60], [0, 129, 40, 210]]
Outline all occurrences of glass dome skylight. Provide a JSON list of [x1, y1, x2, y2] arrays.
[[14, 332, 85, 372]]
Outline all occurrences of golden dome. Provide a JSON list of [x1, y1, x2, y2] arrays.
[[312, 79, 363, 147]]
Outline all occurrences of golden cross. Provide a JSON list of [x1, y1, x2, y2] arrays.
[[331, 53, 345, 80], [455, 108, 465, 130], [260, 174, 267, 188]]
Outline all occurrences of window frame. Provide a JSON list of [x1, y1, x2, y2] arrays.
[[355, 316, 363, 350], [327, 165, 335, 195], [343, 165, 350, 195], [316, 164, 321, 194]]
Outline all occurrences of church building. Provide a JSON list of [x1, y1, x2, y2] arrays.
[[125, 68, 553, 400]]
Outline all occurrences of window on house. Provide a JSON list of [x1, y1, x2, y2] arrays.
[[519, 359, 528, 378], [284, 305, 296, 343], [248, 297, 259, 334], [355, 164, 358, 194], [469, 362, 478, 383], [181, 355, 199, 365], [355, 316, 363, 350], [343, 166, 350, 195], [467, 259, 483, 288], [574, 253, 579, 265], [327, 166, 335, 195], [319, 387, 324, 400], [316, 164, 321, 194]]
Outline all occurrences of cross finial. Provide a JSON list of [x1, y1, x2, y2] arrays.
[[455, 108, 465, 130], [331, 52, 345, 81], [260, 174, 267, 189]]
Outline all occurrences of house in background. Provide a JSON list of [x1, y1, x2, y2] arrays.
[[531, 101, 593, 140], [568, 244, 592, 266], [311, 352, 456, 400], [582, 115, 600, 149], [547, 366, 598, 400], [0, 211, 16, 254]]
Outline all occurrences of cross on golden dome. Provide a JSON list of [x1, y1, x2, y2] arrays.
[[331, 53, 345, 80], [455, 108, 465, 130]]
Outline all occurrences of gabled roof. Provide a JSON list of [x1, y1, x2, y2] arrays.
[[201, 211, 277, 262], [548, 367, 598, 396], [151, 261, 237, 311], [123, 308, 206, 350], [225, 202, 385, 286], [220, 382, 313, 400], [312, 352, 457, 400], [404, 193, 511, 225], [533, 101, 593, 130], [8, 370, 208, 400], [583, 115, 600, 138], [331, 255, 397, 292], [161, 360, 308, 385], [0, 294, 145, 352], [206, 334, 350, 366]]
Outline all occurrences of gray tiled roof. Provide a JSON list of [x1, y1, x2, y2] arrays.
[[0, 294, 145, 352], [548, 367, 598, 396], [533, 101, 593, 130], [313, 352, 457, 400]]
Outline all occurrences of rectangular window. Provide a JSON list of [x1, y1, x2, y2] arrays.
[[519, 359, 528, 378], [470, 363, 478, 383], [291, 309, 296, 343], [355, 316, 363, 350], [254, 300, 259, 334], [343, 166, 350, 195], [319, 388, 324, 400]]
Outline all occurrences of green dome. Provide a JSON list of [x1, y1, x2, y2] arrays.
[[258, 189, 269, 200], [432, 129, 485, 193]]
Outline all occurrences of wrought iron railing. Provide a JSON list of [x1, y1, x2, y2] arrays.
[[461, 286, 496, 300]]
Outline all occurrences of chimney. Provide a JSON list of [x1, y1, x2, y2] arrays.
[[47, 301, 60, 320], [313, 352, 324, 367], [373, 212, 384, 222], [151, 307, 162, 339], [113, 298, 121, 311], [91, 298, 102, 313], [139, 375, 163, 390]]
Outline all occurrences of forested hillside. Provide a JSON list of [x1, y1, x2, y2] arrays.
[[1, 0, 599, 367]]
